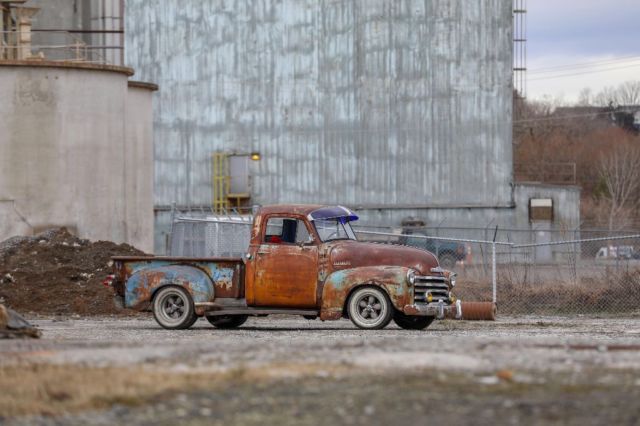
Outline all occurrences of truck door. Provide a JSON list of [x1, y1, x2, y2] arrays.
[[252, 216, 319, 308]]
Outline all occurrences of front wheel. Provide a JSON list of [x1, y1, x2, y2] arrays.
[[393, 311, 435, 330], [152, 286, 197, 330], [347, 287, 393, 330], [206, 315, 249, 329]]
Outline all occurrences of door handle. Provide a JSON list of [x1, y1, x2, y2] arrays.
[[257, 251, 268, 255]]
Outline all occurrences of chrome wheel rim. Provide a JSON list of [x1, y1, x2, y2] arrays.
[[354, 292, 386, 325], [159, 292, 186, 323]]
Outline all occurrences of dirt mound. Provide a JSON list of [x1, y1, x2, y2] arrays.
[[0, 228, 145, 316]]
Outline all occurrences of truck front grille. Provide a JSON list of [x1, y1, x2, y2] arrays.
[[414, 275, 449, 303]]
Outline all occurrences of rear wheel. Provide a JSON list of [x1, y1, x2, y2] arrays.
[[152, 286, 197, 330], [347, 287, 393, 330], [393, 311, 435, 330], [206, 315, 249, 329]]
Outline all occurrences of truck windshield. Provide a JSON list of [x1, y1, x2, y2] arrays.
[[314, 219, 357, 242]]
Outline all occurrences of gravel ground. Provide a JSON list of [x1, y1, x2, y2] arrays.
[[3, 315, 640, 425]]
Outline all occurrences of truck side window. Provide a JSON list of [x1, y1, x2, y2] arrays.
[[264, 218, 310, 245], [295, 221, 311, 244], [265, 218, 284, 243]]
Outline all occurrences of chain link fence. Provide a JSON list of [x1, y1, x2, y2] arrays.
[[496, 236, 640, 315], [355, 226, 640, 315], [171, 215, 640, 316]]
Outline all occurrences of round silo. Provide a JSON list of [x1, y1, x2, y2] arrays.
[[0, 60, 154, 251]]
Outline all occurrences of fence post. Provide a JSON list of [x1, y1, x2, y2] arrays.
[[492, 242, 497, 304], [168, 201, 177, 255]]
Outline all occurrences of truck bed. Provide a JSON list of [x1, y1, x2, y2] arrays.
[[111, 256, 245, 304]]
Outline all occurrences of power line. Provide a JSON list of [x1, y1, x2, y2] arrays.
[[529, 63, 640, 82], [529, 55, 640, 74]]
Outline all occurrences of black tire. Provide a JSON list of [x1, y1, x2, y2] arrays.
[[186, 315, 199, 328], [152, 286, 197, 330], [393, 311, 435, 330], [347, 287, 393, 330], [439, 253, 457, 269], [206, 315, 249, 329]]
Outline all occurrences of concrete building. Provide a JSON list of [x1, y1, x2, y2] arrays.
[[125, 0, 579, 253], [0, 3, 155, 252]]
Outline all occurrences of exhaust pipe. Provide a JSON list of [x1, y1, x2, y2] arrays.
[[460, 302, 496, 321]]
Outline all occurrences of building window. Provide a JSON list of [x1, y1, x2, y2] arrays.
[[529, 198, 554, 222]]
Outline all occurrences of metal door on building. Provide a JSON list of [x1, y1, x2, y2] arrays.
[[530, 198, 554, 263]]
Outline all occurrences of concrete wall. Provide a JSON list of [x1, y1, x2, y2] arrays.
[[0, 62, 154, 251], [125, 82, 156, 252], [125, 0, 514, 253]]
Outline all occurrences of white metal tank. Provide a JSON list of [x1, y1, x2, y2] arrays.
[[0, 61, 156, 252]]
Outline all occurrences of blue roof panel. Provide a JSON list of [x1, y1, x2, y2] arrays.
[[307, 205, 359, 223]]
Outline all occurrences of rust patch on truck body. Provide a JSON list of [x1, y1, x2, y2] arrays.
[[326, 240, 439, 276], [113, 257, 242, 314], [319, 266, 413, 320]]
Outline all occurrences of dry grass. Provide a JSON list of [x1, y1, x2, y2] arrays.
[[456, 268, 640, 315], [0, 364, 208, 417], [0, 362, 348, 418]]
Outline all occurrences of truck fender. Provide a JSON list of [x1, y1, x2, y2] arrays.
[[319, 266, 412, 320], [125, 265, 215, 312]]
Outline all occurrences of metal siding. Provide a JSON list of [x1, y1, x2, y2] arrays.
[[126, 0, 513, 213]]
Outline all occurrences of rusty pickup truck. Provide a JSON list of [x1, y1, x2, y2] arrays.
[[107, 205, 461, 330]]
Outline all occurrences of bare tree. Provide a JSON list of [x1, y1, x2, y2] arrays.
[[616, 81, 640, 106], [598, 142, 640, 231], [592, 81, 640, 107], [593, 85, 617, 107], [577, 87, 593, 106]]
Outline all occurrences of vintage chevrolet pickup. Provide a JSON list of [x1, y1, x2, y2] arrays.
[[107, 205, 461, 330]]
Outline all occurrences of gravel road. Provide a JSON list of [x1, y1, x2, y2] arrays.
[[4, 315, 640, 425]]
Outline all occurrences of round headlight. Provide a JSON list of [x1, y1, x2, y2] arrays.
[[406, 269, 416, 285], [450, 277, 456, 288]]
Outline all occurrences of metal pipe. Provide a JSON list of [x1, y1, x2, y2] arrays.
[[492, 242, 497, 303], [355, 229, 514, 245], [513, 234, 640, 248], [31, 29, 124, 34], [175, 217, 253, 226]]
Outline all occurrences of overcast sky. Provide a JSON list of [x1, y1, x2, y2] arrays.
[[527, 0, 640, 103]]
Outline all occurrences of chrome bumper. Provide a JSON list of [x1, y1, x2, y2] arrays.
[[403, 299, 462, 320]]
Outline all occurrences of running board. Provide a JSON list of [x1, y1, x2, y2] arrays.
[[196, 304, 318, 317]]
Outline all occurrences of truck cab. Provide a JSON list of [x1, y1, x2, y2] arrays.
[[109, 205, 461, 330]]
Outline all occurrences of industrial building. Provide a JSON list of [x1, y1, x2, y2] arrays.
[[123, 0, 579, 253], [0, 1, 155, 252], [1, 0, 580, 254]]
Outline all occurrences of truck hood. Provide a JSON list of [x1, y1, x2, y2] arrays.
[[327, 240, 439, 275]]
